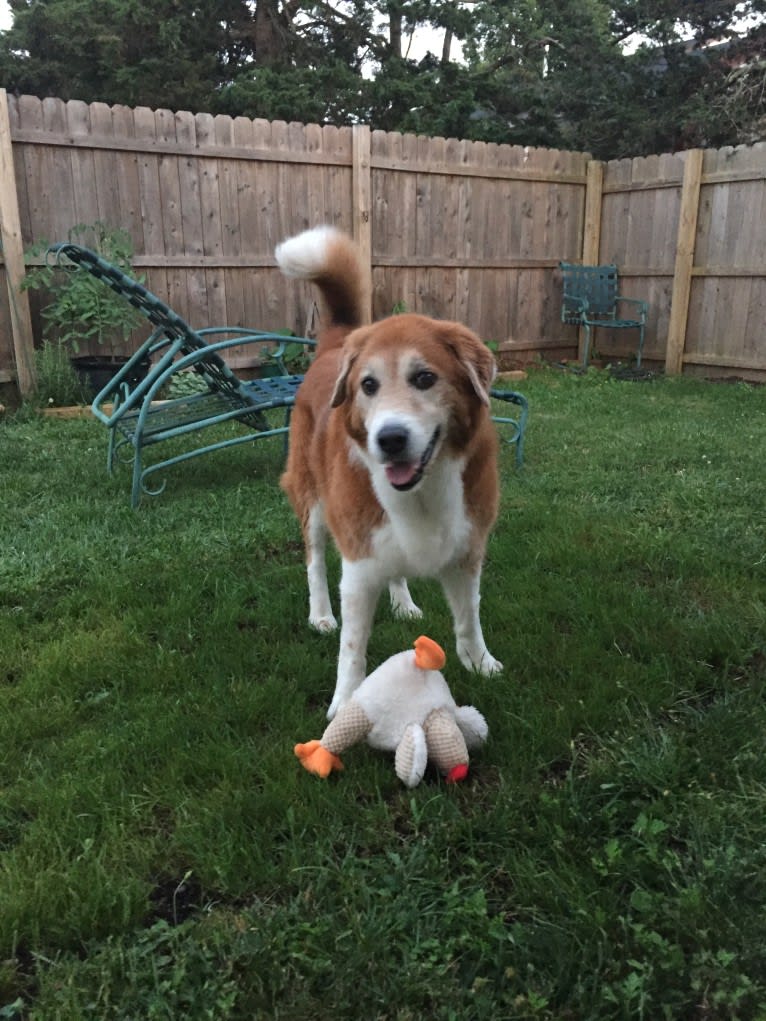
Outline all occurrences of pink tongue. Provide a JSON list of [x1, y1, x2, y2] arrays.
[[386, 462, 418, 487]]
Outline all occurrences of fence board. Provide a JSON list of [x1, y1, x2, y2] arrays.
[[194, 112, 227, 327], [0, 90, 34, 391], [686, 144, 766, 370], [110, 105, 145, 255]]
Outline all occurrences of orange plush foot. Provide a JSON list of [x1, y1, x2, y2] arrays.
[[294, 741, 344, 779]]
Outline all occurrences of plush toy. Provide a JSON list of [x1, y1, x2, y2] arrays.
[[294, 636, 488, 787]]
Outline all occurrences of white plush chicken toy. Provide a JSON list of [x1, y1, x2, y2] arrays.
[[295, 636, 488, 787]]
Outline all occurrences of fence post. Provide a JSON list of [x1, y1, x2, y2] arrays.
[[0, 88, 35, 395], [579, 159, 604, 362], [352, 123, 372, 323], [665, 148, 703, 375]]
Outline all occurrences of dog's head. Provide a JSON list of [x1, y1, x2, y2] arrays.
[[330, 313, 496, 493]]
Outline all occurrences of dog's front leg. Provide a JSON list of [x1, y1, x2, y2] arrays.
[[439, 560, 503, 676], [328, 559, 384, 720], [305, 504, 337, 633]]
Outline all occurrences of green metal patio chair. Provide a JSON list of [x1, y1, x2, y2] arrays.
[[559, 262, 648, 368], [49, 243, 315, 507]]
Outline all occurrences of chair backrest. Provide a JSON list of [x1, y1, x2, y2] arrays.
[[48, 243, 248, 400], [559, 263, 619, 317]]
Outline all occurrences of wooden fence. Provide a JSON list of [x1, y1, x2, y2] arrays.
[[596, 145, 765, 375], [0, 90, 764, 395]]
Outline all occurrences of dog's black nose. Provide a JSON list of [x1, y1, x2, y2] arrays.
[[377, 423, 410, 457]]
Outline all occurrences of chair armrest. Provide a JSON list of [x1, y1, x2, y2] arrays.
[[92, 330, 315, 426], [195, 329, 316, 373], [561, 293, 588, 322], [90, 326, 183, 424], [171, 332, 312, 370], [562, 292, 588, 308], [129, 334, 307, 412], [615, 296, 648, 320]]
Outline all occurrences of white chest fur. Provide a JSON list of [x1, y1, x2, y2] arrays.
[[370, 456, 471, 578]]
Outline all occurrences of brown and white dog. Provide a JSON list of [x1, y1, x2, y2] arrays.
[[276, 226, 502, 718]]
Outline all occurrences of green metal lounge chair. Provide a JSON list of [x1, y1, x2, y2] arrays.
[[559, 262, 648, 368], [49, 243, 528, 506], [49, 243, 315, 507]]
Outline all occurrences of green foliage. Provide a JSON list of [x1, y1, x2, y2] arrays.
[[467, 0, 766, 155], [1, 368, 766, 1018], [0, 0, 244, 111], [1, 0, 762, 157], [22, 222, 142, 352], [277, 340, 313, 375], [217, 61, 365, 126]]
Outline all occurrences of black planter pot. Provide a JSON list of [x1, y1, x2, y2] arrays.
[[70, 355, 151, 400]]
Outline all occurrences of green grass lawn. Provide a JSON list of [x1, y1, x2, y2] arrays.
[[1, 367, 765, 1020]]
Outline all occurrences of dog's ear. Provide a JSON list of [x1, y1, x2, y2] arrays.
[[330, 350, 356, 406], [444, 326, 497, 406], [330, 327, 370, 407]]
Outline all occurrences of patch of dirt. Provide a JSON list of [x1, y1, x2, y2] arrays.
[[145, 872, 208, 927]]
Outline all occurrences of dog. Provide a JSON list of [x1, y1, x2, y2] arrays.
[[276, 226, 502, 719]]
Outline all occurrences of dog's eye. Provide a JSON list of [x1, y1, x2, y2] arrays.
[[361, 376, 379, 397], [411, 370, 437, 391]]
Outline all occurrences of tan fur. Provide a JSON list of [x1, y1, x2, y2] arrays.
[[277, 227, 502, 717]]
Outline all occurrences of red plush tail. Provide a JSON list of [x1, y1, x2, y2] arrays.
[[445, 763, 469, 784]]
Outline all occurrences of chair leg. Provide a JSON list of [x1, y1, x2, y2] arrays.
[[636, 324, 645, 368], [130, 445, 143, 509], [283, 406, 293, 456], [581, 324, 592, 368], [515, 428, 525, 469], [106, 427, 117, 475]]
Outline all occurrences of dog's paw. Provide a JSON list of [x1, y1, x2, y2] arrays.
[[391, 599, 424, 621], [310, 613, 338, 634], [458, 646, 504, 676], [388, 579, 423, 620], [479, 654, 504, 676]]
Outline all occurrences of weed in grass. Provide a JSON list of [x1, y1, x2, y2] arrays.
[[1, 369, 765, 1019], [29, 340, 87, 408]]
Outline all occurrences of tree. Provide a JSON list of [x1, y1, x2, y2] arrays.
[[0, 0, 249, 110], [461, 0, 766, 156], [0, 0, 763, 156], [605, 0, 766, 152]]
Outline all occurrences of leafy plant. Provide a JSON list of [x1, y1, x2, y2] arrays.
[[259, 330, 314, 375], [22, 222, 142, 353], [277, 340, 313, 375], [164, 369, 209, 400]]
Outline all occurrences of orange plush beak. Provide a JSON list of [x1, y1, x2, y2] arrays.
[[413, 635, 446, 671]]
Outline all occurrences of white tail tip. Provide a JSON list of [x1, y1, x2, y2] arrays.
[[275, 225, 343, 279]]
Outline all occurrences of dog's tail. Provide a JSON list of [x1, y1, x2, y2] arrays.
[[275, 226, 367, 337]]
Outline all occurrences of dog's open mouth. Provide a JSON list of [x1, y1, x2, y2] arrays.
[[385, 427, 441, 492]]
